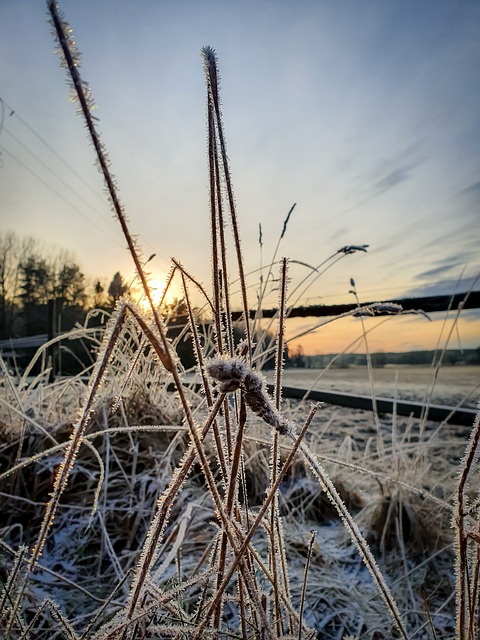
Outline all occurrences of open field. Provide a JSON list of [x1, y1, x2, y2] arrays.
[[268, 364, 480, 408]]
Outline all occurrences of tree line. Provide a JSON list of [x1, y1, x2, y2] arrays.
[[301, 349, 480, 368], [0, 233, 279, 374], [0, 231, 129, 340]]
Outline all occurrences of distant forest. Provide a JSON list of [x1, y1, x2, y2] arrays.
[[295, 349, 480, 369], [0, 232, 129, 341]]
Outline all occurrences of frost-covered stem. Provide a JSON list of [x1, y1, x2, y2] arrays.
[[49, 1, 175, 379], [275, 264, 290, 623], [49, 2, 141, 291], [181, 271, 228, 483], [159, 264, 177, 307], [31, 302, 127, 571], [213, 395, 249, 630], [252, 221, 264, 340], [213, 112, 235, 357], [298, 530, 316, 640], [193, 406, 317, 638], [237, 573, 248, 640], [208, 98, 223, 352], [350, 282, 382, 442], [227, 396, 247, 516], [112, 336, 146, 413], [269, 258, 289, 634], [170, 258, 214, 313], [287, 250, 345, 309], [268, 473, 282, 636], [420, 278, 478, 438], [212, 130, 236, 453], [83, 440, 104, 521], [295, 438, 408, 639], [126, 391, 226, 621], [469, 522, 480, 640], [18, 599, 75, 640], [2, 545, 27, 634], [202, 46, 252, 361], [454, 408, 480, 640], [275, 258, 288, 409], [124, 305, 172, 373], [258, 204, 296, 317]]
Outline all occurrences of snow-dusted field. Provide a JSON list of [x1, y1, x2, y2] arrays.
[[268, 365, 480, 408]]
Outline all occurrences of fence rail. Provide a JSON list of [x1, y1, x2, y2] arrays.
[[232, 290, 480, 320], [1, 291, 478, 353]]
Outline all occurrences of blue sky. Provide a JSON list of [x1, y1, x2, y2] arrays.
[[1, 1, 479, 351]]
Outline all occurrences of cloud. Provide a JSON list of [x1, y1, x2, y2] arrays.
[[462, 308, 480, 322], [369, 143, 427, 197], [456, 181, 480, 218], [341, 166, 413, 213], [405, 275, 480, 298], [460, 181, 480, 196], [373, 167, 411, 195], [328, 227, 349, 243], [415, 263, 460, 280], [345, 153, 426, 214]]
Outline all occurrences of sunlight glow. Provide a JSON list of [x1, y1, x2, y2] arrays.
[[136, 274, 179, 310]]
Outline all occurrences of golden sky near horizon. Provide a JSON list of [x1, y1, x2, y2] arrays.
[[285, 312, 479, 355]]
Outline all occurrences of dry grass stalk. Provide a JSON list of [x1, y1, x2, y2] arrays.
[[269, 258, 292, 634], [298, 529, 316, 640], [190, 404, 319, 640], [29, 302, 128, 572], [454, 405, 480, 640], [202, 46, 252, 360]]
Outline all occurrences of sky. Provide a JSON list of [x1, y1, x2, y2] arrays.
[[1, 0, 479, 354]]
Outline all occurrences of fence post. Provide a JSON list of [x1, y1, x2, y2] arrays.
[[47, 299, 57, 382]]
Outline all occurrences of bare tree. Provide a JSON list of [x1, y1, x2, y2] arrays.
[[0, 232, 88, 337]]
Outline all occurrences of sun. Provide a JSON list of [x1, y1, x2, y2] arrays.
[[151, 275, 179, 307], [136, 273, 179, 311]]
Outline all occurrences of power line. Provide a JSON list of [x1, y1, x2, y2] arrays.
[[3, 125, 120, 231], [0, 144, 122, 242], [1, 96, 106, 205], [0, 96, 170, 271]]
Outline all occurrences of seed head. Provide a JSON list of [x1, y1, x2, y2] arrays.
[[206, 357, 290, 435]]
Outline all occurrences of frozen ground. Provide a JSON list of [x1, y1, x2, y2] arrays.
[[266, 365, 480, 408]]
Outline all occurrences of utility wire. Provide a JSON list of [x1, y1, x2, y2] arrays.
[[0, 144, 123, 243], [0, 96, 105, 205], [0, 96, 169, 271], [3, 125, 119, 231]]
